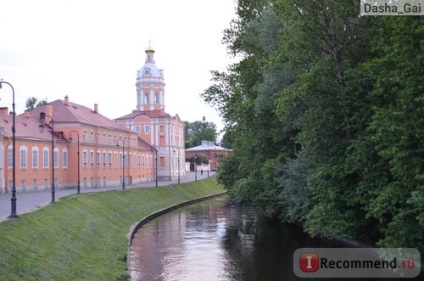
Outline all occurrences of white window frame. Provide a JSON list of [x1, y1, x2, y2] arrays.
[[43, 147, 49, 169], [54, 148, 59, 169], [63, 149, 68, 168], [20, 146, 27, 169], [32, 147, 39, 169]]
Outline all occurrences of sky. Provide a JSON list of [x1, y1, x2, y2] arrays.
[[0, 0, 237, 134]]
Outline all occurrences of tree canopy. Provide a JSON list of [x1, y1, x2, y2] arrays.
[[202, 0, 424, 253], [25, 97, 48, 111], [185, 120, 217, 148]]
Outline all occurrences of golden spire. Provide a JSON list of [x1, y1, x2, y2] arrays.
[[146, 34, 154, 52]]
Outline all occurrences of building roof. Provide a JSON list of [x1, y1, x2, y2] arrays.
[[115, 110, 172, 121], [186, 140, 231, 152], [26, 98, 132, 133], [0, 113, 65, 142]]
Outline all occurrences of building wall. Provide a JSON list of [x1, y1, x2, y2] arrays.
[[0, 121, 156, 193], [118, 114, 185, 181], [185, 149, 230, 171]]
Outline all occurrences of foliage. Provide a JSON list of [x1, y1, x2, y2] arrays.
[[202, 0, 424, 253], [186, 154, 209, 165], [25, 97, 48, 110], [185, 120, 217, 148]]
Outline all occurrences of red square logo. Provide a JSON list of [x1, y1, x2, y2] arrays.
[[300, 253, 319, 272]]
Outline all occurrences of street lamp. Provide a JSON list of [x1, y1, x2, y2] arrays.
[[194, 154, 197, 181], [0, 80, 18, 218], [151, 147, 158, 187], [39, 112, 55, 203], [116, 139, 125, 190], [69, 131, 80, 194]]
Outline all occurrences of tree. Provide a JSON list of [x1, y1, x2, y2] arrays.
[[25, 97, 48, 110], [25, 97, 38, 110], [203, 0, 424, 255], [185, 120, 217, 148]]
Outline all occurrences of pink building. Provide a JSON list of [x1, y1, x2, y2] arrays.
[[0, 96, 156, 193], [115, 45, 185, 181]]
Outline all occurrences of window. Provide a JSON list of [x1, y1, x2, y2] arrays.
[[7, 145, 12, 168], [20, 146, 27, 169], [21, 180, 26, 189], [102, 134, 106, 143], [154, 93, 159, 103], [119, 153, 123, 168], [97, 151, 101, 165], [54, 149, 59, 169], [83, 150, 88, 164], [144, 125, 150, 133], [90, 150, 94, 165], [90, 131, 94, 141], [33, 179, 38, 189], [102, 152, 106, 166], [32, 147, 39, 169], [97, 133, 100, 142], [114, 136, 117, 143], [82, 130, 87, 141], [43, 148, 49, 168], [108, 152, 112, 166], [135, 125, 141, 133], [144, 93, 149, 103], [63, 150, 68, 168], [108, 134, 112, 143]]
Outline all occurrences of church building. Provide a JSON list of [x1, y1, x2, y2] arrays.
[[114, 45, 185, 181]]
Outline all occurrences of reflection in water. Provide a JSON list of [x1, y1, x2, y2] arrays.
[[130, 196, 422, 281]]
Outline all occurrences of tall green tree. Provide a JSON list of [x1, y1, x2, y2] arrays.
[[203, 0, 424, 254], [185, 120, 217, 148]]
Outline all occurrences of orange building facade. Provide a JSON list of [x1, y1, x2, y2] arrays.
[[0, 97, 156, 193], [115, 46, 185, 181]]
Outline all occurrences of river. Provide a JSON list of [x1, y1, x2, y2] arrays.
[[129, 195, 422, 281]]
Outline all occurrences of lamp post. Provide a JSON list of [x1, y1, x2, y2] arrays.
[[151, 147, 158, 187], [0, 80, 18, 218], [194, 154, 197, 181], [69, 131, 80, 194], [116, 139, 125, 190], [39, 112, 55, 203], [177, 152, 180, 184]]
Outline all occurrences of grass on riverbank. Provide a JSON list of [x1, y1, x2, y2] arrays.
[[0, 177, 224, 281]]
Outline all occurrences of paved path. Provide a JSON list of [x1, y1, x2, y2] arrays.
[[0, 171, 216, 221]]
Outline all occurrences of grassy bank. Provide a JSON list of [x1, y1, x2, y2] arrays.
[[0, 177, 224, 280]]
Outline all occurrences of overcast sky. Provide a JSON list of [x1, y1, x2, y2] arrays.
[[0, 0, 236, 133]]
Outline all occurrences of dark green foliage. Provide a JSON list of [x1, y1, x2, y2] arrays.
[[25, 97, 49, 110], [203, 0, 424, 253], [185, 120, 217, 148]]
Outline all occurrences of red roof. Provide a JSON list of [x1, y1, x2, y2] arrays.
[[26, 99, 132, 132], [0, 114, 65, 142]]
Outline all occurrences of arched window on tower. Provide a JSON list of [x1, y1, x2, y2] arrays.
[[144, 93, 149, 104], [154, 93, 159, 104]]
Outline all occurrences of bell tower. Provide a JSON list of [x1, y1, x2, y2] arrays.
[[136, 43, 165, 112]]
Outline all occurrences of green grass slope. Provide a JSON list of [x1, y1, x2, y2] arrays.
[[0, 177, 224, 281]]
